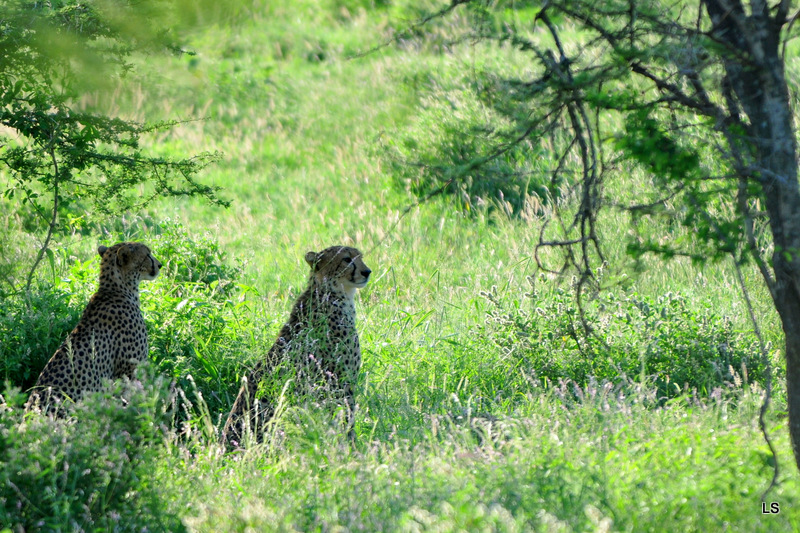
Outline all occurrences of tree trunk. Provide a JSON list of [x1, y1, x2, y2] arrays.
[[772, 264, 800, 470], [705, 0, 800, 470]]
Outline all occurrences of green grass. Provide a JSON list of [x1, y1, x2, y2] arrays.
[[171, 384, 799, 532], [0, 1, 797, 531]]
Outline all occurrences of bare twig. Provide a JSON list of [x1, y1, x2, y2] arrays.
[[780, 9, 800, 59], [367, 178, 455, 257], [25, 137, 59, 295], [731, 256, 779, 501], [348, 0, 471, 60]]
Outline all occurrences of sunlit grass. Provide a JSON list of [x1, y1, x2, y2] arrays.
[[0, 0, 794, 530]]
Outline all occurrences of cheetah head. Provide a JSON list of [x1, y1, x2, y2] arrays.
[[305, 246, 371, 292], [98, 242, 162, 281]]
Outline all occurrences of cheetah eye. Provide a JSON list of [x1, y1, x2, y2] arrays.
[[341, 257, 352, 264]]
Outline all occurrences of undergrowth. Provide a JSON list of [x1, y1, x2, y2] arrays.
[[0, 368, 184, 531], [0, 0, 795, 531], [478, 274, 770, 399]]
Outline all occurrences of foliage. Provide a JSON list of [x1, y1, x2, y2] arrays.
[[0, 0, 795, 529], [379, 0, 784, 288], [613, 108, 744, 263], [178, 381, 800, 532], [142, 220, 262, 417], [479, 275, 768, 398], [0, 0, 230, 290], [0, 369, 184, 532], [385, 77, 572, 216]]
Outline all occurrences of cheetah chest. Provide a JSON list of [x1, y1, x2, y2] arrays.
[[293, 298, 361, 383]]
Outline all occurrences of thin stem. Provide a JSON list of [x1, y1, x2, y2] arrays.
[[25, 141, 59, 296], [731, 255, 778, 501]]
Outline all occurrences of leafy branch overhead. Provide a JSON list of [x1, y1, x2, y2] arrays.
[[0, 0, 230, 290], [0, 83, 224, 212]]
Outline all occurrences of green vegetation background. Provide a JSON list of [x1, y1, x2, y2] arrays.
[[1, 0, 798, 530]]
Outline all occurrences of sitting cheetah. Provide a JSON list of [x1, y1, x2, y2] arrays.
[[223, 245, 371, 446], [26, 242, 162, 412]]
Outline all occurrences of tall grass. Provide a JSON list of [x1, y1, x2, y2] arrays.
[[0, 1, 795, 530]]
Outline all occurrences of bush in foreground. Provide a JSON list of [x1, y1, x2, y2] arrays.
[[0, 368, 183, 532]]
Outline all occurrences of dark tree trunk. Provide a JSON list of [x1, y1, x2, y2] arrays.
[[704, 0, 800, 470], [772, 260, 800, 471]]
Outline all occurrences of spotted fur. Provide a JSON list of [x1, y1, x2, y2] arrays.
[[223, 245, 371, 446], [26, 242, 162, 412]]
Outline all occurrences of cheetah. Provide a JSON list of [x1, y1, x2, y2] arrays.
[[25, 242, 162, 412], [223, 245, 371, 446]]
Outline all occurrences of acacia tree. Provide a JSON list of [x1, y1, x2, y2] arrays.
[[405, 0, 800, 472], [0, 0, 235, 292]]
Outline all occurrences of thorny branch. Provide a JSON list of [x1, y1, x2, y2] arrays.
[[528, 9, 607, 343]]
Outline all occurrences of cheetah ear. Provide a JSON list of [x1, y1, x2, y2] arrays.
[[116, 244, 134, 267], [97, 245, 108, 258], [304, 251, 318, 268]]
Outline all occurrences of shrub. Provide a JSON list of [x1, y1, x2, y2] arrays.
[[141, 220, 261, 417], [0, 261, 95, 394], [479, 275, 766, 398], [0, 368, 184, 531]]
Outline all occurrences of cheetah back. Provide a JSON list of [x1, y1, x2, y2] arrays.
[[26, 242, 161, 411]]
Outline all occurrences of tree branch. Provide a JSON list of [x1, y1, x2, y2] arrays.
[[25, 138, 59, 295], [348, 0, 471, 59], [731, 255, 779, 501]]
